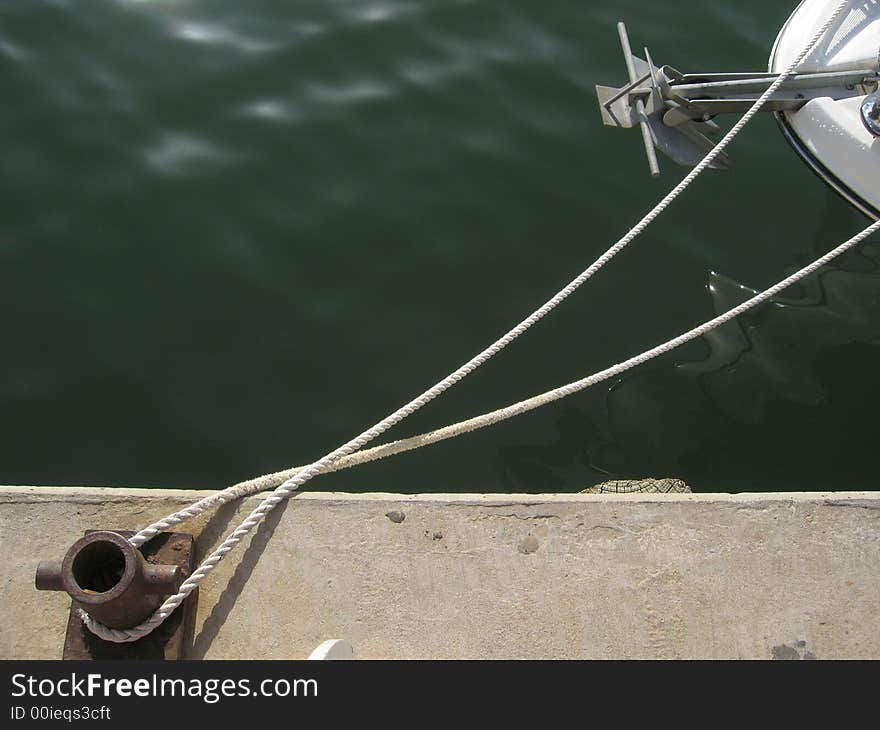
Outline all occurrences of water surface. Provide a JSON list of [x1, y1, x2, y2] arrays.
[[1, 0, 877, 493]]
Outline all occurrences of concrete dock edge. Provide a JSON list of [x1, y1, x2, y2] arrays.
[[1, 486, 878, 659]]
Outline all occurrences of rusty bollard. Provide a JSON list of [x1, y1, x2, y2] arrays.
[[35, 531, 182, 630]]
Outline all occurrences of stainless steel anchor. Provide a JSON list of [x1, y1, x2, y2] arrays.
[[597, 22, 880, 175]]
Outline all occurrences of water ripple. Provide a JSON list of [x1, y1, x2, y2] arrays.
[[238, 98, 302, 123], [169, 19, 282, 55], [342, 0, 421, 26], [1, 0, 875, 492], [0, 36, 28, 63], [307, 79, 395, 105], [142, 133, 239, 177]]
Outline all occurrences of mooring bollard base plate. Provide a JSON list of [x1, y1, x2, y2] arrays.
[[61, 530, 198, 660]]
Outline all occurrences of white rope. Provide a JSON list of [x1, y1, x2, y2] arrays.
[[81, 0, 855, 642], [101, 195, 879, 509], [335, 217, 880, 459]]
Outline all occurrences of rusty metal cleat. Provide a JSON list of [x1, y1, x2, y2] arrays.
[[36, 530, 182, 628], [35, 530, 198, 659]]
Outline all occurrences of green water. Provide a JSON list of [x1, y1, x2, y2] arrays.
[[1, 0, 878, 493]]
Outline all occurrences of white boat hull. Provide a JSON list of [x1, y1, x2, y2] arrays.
[[770, 0, 880, 218]]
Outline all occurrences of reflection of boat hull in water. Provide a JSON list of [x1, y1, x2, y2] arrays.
[[603, 258, 880, 492], [492, 254, 880, 493], [771, 0, 880, 219]]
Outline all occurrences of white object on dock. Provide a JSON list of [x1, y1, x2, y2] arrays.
[[307, 640, 355, 660]]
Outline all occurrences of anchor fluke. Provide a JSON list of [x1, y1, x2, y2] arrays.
[[597, 22, 729, 175]]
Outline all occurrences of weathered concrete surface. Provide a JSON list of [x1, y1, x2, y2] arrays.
[[1, 486, 878, 659]]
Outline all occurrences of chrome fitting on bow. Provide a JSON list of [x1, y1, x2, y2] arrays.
[[862, 91, 880, 136]]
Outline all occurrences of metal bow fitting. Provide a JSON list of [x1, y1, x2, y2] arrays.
[[862, 91, 880, 137]]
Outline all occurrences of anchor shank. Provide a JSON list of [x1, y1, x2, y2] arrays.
[[617, 22, 661, 177]]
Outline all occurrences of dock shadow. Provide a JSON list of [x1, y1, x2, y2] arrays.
[[189, 495, 297, 659]]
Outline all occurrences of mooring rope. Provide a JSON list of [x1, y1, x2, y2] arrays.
[[81, 0, 858, 642]]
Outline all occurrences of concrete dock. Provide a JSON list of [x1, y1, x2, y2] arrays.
[[1, 486, 878, 659]]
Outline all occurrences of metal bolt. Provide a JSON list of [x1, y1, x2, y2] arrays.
[[861, 92, 880, 137]]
